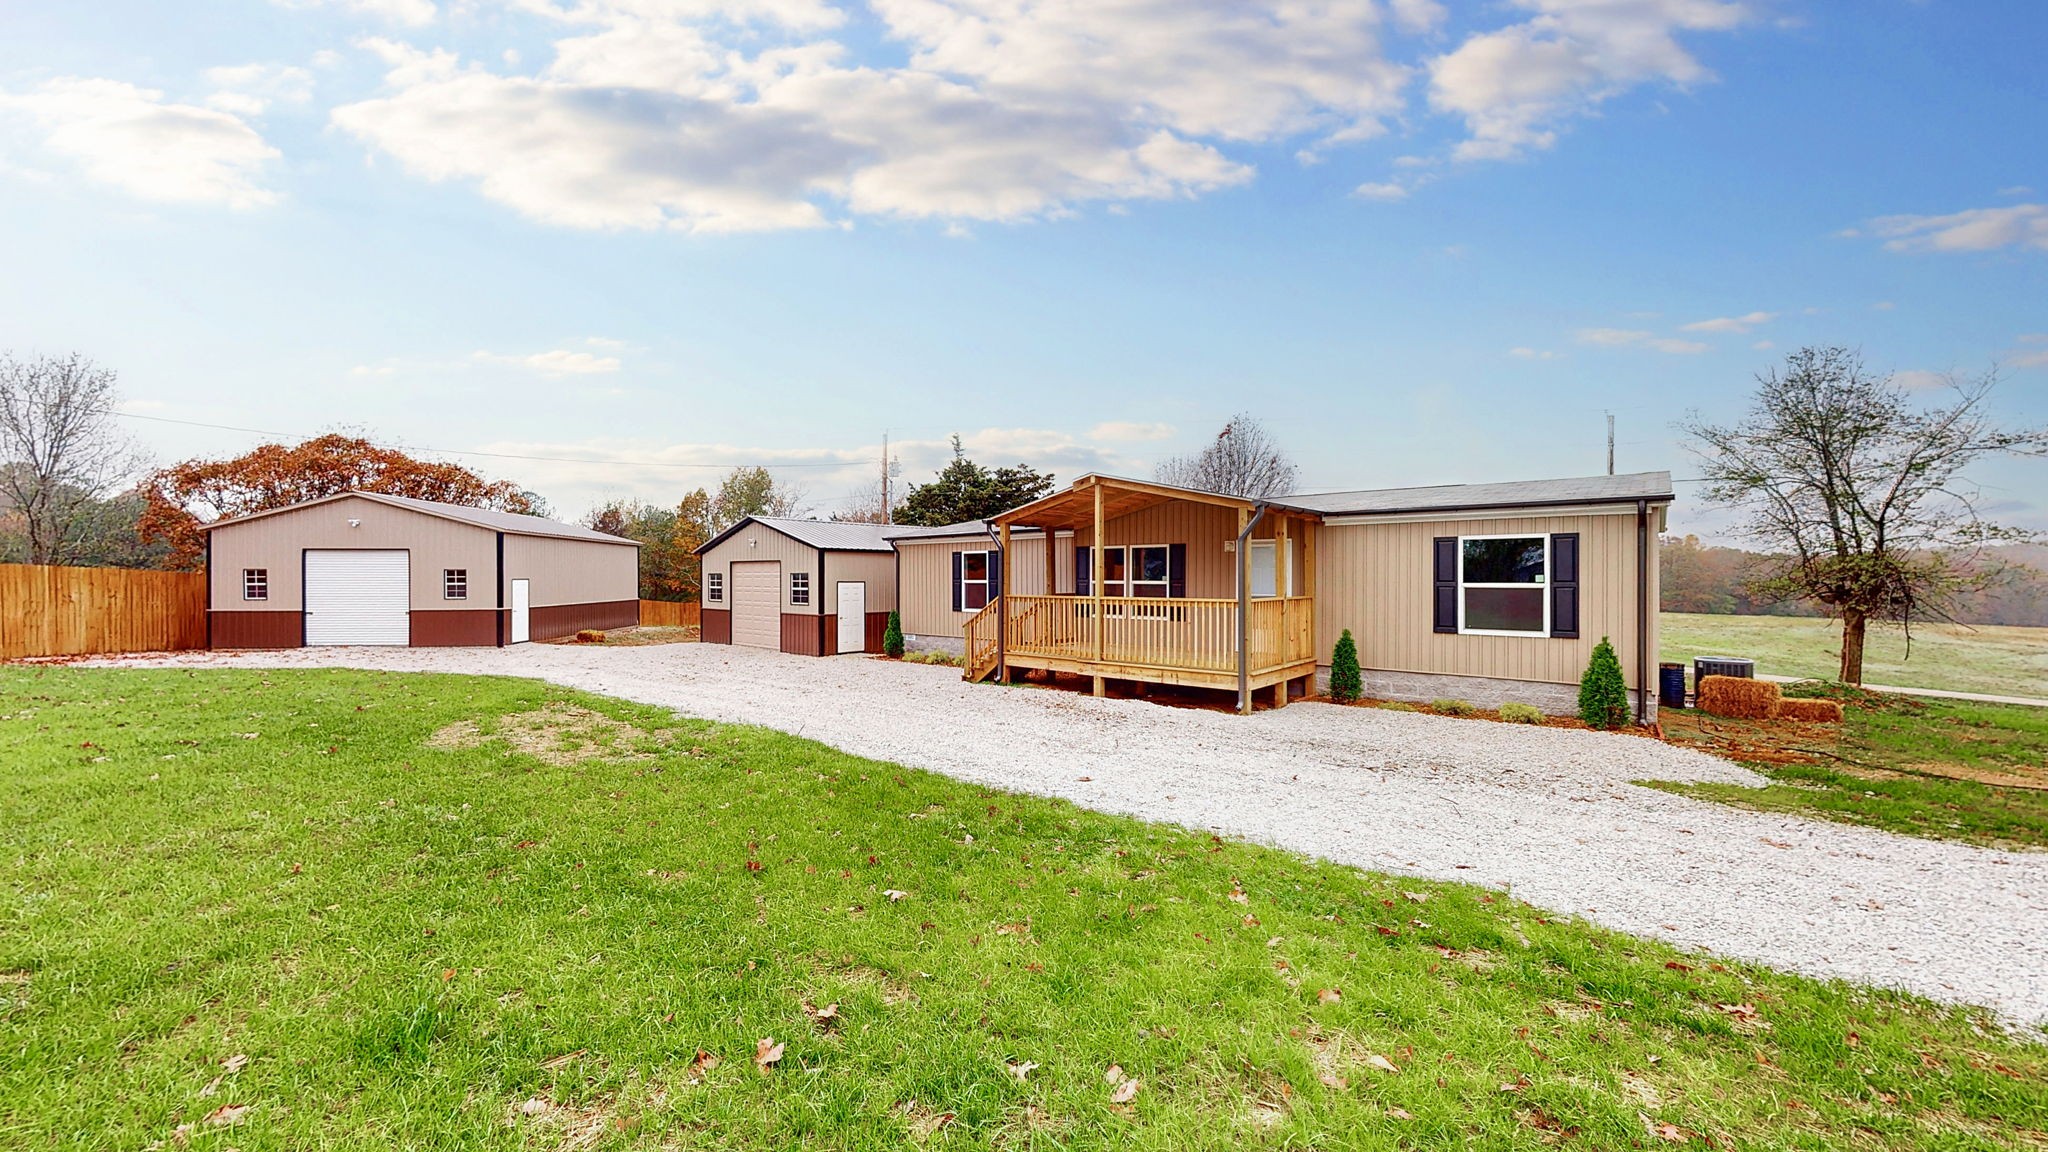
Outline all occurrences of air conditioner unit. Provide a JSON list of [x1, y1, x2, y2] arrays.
[[1694, 656, 1755, 683]]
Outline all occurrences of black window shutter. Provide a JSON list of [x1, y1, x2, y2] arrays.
[[951, 551, 963, 613], [1075, 546, 1091, 596], [1168, 543, 1187, 598], [988, 550, 1002, 599], [1432, 536, 1458, 634], [1550, 533, 1580, 638]]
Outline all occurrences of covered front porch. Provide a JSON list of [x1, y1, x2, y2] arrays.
[[964, 476, 1321, 712]]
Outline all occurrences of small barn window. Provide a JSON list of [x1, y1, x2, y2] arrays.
[[1459, 535, 1547, 635], [443, 569, 468, 599], [790, 571, 810, 606], [242, 569, 268, 600], [706, 572, 724, 602]]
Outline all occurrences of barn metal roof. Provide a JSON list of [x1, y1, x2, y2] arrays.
[[1282, 471, 1674, 516], [202, 490, 639, 546]]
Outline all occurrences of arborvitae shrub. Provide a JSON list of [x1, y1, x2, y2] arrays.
[[1578, 637, 1632, 729], [1329, 629, 1362, 702], [883, 610, 905, 658]]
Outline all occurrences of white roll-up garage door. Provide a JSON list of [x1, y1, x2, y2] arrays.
[[305, 550, 411, 646], [730, 561, 781, 649]]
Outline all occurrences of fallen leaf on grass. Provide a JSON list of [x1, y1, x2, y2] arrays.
[[1104, 1065, 1126, 1085], [204, 1103, 251, 1126], [754, 1038, 785, 1071], [803, 1001, 841, 1026], [1403, 891, 1428, 903], [1007, 1061, 1039, 1083], [1717, 1003, 1759, 1022], [884, 889, 908, 902], [1387, 1106, 1414, 1120], [198, 1076, 222, 1098], [1317, 988, 1342, 1004], [1110, 1078, 1142, 1104], [220, 1053, 248, 1074], [1364, 1053, 1399, 1074], [1319, 1072, 1349, 1090], [686, 1050, 719, 1083], [540, 1049, 586, 1070], [516, 1096, 552, 1116], [1642, 1113, 1689, 1143]]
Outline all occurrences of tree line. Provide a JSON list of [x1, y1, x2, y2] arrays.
[[1662, 534, 2048, 627]]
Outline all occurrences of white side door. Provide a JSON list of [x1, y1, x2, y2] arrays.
[[836, 581, 865, 653], [304, 550, 410, 645], [1247, 540, 1279, 599], [509, 578, 530, 644]]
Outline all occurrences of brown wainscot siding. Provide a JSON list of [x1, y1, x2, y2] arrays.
[[530, 599, 639, 642], [701, 608, 732, 644], [410, 610, 500, 647], [210, 611, 302, 649], [781, 612, 826, 656], [864, 610, 890, 654]]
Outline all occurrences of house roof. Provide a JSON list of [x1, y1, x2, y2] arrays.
[[203, 490, 639, 546], [696, 515, 899, 555], [1282, 471, 1675, 517], [990, 474, 1322, 531]]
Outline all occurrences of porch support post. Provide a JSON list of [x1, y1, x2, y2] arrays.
[[1042, 525, 1056, 595], [998, 521, 1012, 683], [1235, 503, 1266, 715], [1092, 483, 1105, 665]]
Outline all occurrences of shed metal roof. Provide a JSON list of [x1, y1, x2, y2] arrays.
[[203, 490, 639, 546], [1282, 471, 1674, 517], [695, 515, 899, 555]]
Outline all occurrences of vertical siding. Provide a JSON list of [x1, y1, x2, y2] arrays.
[[891, 531, 1063, 637], [820, 550, 898, 613], [1076, 502, 1297, 598], [503, 533, 638, 608], [700, 525, 819, 612], [1314, 510, 1653, 689], [208, 495, 495, 612]]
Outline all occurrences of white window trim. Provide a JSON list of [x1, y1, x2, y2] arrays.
[[959, 549, 990, 612], [242, 568, 268, 601], [706, 571, 724, 603], [1126, 543, 1169, 600], [790, 570, 811, 606], [1457, 532, 1549, 638], [443, 568, 468, 600]]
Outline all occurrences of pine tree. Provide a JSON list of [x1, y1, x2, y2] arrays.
[[1578, 637, 1631, 729], [883, 610, 905, 658], [1329, 628, 1362, 703]]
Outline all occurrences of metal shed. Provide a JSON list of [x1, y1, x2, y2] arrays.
[[203, 491, 639, 648], [694, 516, 897, 655]]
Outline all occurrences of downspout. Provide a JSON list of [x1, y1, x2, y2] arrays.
[[495, 532, 506, 647], [203, 534, 213, 649], [1236, 502, 1269, 715], [817, 544, 827, 656], [985, 522, 1006, 677], [1636, 499, 1649, 725]]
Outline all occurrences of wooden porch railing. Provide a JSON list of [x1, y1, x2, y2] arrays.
[[963, 599, 1002, 682], [1000, 594, 1314, 676]]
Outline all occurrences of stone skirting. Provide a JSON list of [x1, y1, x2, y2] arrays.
[[1316, 666, 1657, 721]]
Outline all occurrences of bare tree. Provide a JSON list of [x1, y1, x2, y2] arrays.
[[1681, 347, 2047, 684], [0, 353, 144, 565], [1155, 413, 1299, 498]]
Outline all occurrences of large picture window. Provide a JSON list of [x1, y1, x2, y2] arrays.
[[960, 551, 990, 611], [1460, 535, 1547, 635]]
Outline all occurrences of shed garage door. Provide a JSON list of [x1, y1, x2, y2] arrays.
[[730, 561, 781, 650], [305, 550, 410, 646]]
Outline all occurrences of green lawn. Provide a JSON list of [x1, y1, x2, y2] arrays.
[[1661, 612, 2048, 698], [3, 668, 2045, 1150]]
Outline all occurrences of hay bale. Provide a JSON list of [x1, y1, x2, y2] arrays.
[[1697, 675, 1780, 720], [575, 629, 606, 643], [1778, 697, 1845, 723]]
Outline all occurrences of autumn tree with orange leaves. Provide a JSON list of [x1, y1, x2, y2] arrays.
[[140, 434, 538, 568]]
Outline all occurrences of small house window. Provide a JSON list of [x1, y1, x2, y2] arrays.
[[706, 572, 724, 603], [1460, 535, 1547, 635], [443, 569, 468, 599], [1098, 546, 1126, 598], [960, 550, 990, 610], [1129, 545, 1169, 599], [242, 569, 268, 601], [790, 571, 810, 606]]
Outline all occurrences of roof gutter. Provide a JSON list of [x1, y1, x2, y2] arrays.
[[1236, 501, 1269, 715], [1309, 493, 1675, 520]]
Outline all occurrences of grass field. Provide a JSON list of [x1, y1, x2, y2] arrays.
[[1660, 613, 2048, 698], [3, 667, 2045, 1150]]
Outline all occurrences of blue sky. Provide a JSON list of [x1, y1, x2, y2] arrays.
[[2, 0, 2043, 534]]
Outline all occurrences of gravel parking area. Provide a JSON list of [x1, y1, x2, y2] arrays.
[[98, 643, 2048, 1028]]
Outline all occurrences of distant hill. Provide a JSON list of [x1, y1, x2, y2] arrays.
[[1661, 537, 2048, 627]]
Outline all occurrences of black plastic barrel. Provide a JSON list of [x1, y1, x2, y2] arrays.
[[1659, 662, 1688, 710]]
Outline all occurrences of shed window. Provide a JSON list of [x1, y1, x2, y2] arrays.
[[242, 568, 268, 601], [1460, 535, 1547, 635], [706, 572, 723, 603], [443, 569, 468, 600], [960, 550, 990, 611], [790, 571, 810, 606]]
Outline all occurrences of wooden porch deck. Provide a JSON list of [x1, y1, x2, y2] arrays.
[[965, 593, 1318, 702]]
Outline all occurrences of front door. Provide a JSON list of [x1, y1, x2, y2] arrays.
[[509, 578, 530, 644], [836, 581, 865, 653]]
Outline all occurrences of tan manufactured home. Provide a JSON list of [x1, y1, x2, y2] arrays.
[[204, 492, 638, 647], [893, 472, 1670, 718], [695, 517, 898, 656]]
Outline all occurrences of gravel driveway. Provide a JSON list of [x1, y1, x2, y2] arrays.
[[98, 643, 2048, 1029]]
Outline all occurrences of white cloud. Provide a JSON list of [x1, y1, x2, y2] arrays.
[[1427, 0, 1750, 161], [1089, 421, 1175, 442], [474, 348, 624, 374], [1352, 181, 1408, 201], [1680, 310, 1774, 333], [1574, 327, 1707, 355], [0, 77, 280, 208], [1508, 346, 1558, 360], [1892, 369, 1949, 391], [1862, 203, 2048, 253], [204, 63, 315, 116], [1751, 339, 1773, 350], [2010, 349, 2048, 369], [2017, 333, 2048, 345], [274, 0, 437, 27]]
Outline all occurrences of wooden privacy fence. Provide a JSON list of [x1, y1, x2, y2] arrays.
[[1, 564, 208, 660], [637, 600, 702, 628]]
